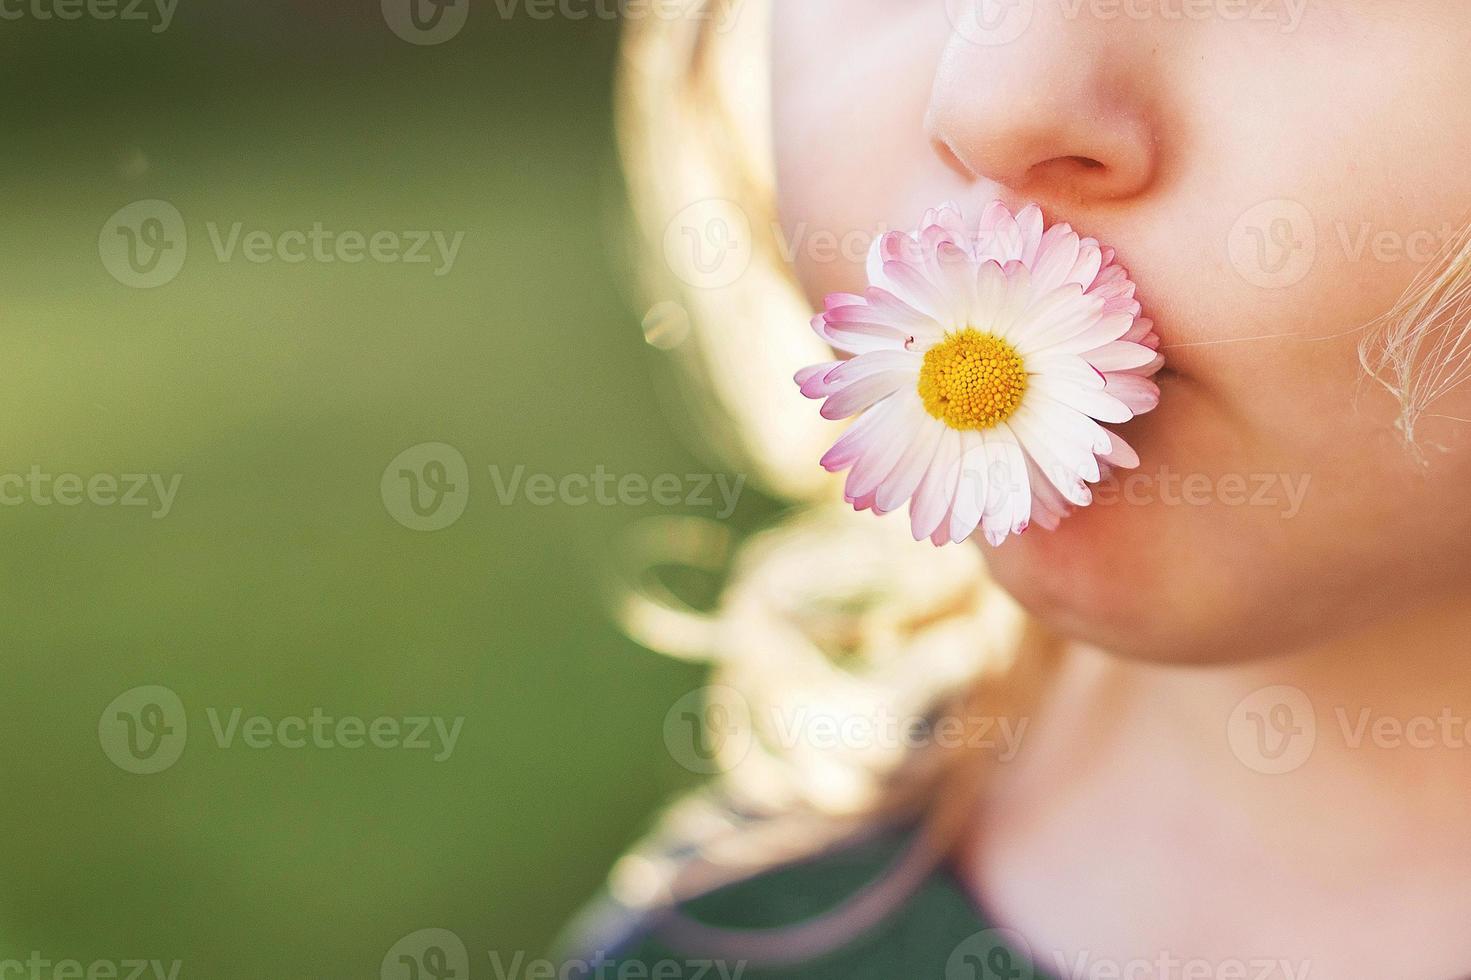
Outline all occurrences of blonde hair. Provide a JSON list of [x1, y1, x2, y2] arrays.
[[603, 0, 1046, 950], [1359, 220, 1471, 456]]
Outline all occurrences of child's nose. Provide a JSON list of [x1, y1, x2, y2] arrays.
[[924, 7, 1160, 205]]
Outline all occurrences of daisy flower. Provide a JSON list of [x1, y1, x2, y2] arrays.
[[795, 201, 1163, 547]]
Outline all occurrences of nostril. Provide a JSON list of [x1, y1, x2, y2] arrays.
[[931, 133, 972, 180], [1023, 154, 1109, 189]]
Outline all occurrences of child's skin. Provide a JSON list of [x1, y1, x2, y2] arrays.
[[772, 3, 1471, 975]]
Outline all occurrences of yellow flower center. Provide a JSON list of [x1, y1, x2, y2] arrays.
[[917, 329, 1028, 430]]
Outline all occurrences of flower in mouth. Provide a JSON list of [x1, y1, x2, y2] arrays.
[[795, 201, 1163, 547]]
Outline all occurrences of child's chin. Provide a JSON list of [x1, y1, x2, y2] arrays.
[[978, 503, 1253, 665]]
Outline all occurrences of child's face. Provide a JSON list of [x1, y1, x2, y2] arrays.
[[772, 2, 1471, 662]]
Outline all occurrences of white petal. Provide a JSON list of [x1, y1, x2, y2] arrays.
[[1026, 351, 1105, 390], [1023, 453, 1074, 530], [821, 372, 909, 420], [882, 259, 952, 328], [1023, 394, 1113, 457], [1084, 342, 1159, 372], [910, 428, 962, 541], [863, 287, 946, 348], [844, 396, 925, 498], [1016, 205, 1045, 266], [1100, 430, 1141, 469], [1051, 311, 1136, 355], [813, 309, 908, 356], [823, 349, 921, 385], [976, 202, 1023, 263], [875, 415, 945, 514], [1010, 285, 1105, 356], [927, 241, 976, 328], [980, 426, 1032, 543], [1016, 402, 1102, 483], [796, 360, 843, 398], [970, 259, 1008, 331], [1031, 374, 1134, 424], [1008, 410, 1095, 506], [1069, 243, 1104, 288], [820, 397, 900, 471], [1029, 227, 1080, 294], [1102, 373, 1161, 414], [949, 432, 990, 543], [988, 263, 1033, 339]]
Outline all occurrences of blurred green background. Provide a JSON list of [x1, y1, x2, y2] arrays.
[[0, 4, 760, 976]]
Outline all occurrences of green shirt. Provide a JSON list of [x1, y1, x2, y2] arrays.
[[570, 827, 1049, 980]]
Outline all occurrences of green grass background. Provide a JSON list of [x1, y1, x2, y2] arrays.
[[0, 7, 756, 976]]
